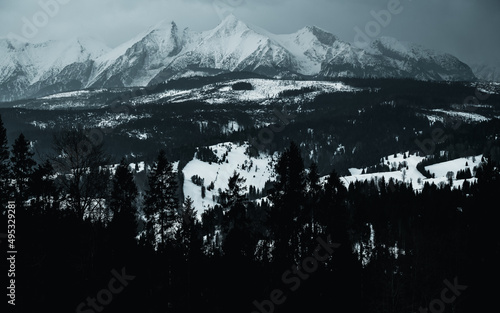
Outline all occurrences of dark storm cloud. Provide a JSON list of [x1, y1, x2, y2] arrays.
[[0, 0, 498, 65]]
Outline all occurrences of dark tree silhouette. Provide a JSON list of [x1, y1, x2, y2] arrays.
[[143, 149, 179, 249], [29, 160, 59, 212], [268, 141, 306, 263], [10, 133, 37, 207], [175, 196, 202, 261], [51, 129, 110, 220], [219, 170, 247, 210], [109, 158, 139, 259], [0, 114, 10, 211]]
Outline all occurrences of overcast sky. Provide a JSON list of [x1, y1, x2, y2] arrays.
[[0, 0, 498, 66]]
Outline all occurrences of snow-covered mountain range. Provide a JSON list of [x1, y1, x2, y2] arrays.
[[0, 15, 477, 102]]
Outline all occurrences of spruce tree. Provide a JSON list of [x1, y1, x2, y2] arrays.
[[321, 170, 348, 241], [306, 162, 321, 238], [10, 133, 36, 206], [109, 158, 138, 257], [0, 115, 10, 210], [175, 196, 202, 260], [144, 150, 179, 249], [174, 196, 203, 312], [219, 171, 247, 210], [30, 160, 59, 212], [268, 142, 306, 263]]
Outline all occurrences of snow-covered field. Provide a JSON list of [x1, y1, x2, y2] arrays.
[[133, 78, 359, 105], [179, 142, 484, 217], [345, 152, 482, 192], [92, 143, 488, 220], [182, 142, 278, 218]]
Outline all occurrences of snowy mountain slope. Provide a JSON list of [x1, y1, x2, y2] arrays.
[[88, 21, 185, 88], [320, 37, 476, 81], [0, 16, 477, 102], [151, 15, 297, 82], [271, 26, 339, 75], [0, 37, 110, 101]]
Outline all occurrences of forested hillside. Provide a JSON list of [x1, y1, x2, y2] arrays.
[[1, 112, 498, 312]]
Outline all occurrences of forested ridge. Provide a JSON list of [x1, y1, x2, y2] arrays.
[[1, 112, 498, 312]]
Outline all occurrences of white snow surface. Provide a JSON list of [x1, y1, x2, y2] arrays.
[[345, 152, 426, 189], [133, 78, 358, 105], [39, 89, 108, 100], [0, 15, 476, 103], [343, 152, 483, 192], [180, 142, 484, 219], [431, 109, 490, 123], [182, 142, 277, 218], [0, 36, 109, 85], [425, 155, 482, 179]]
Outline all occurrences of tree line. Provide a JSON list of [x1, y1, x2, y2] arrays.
[[0, 114, 498, 313]]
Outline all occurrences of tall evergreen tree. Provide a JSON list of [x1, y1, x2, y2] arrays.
[[219, 171, 247, 210], [30, 160, 59, 212], [175, 196, 202, 260], [10, 133, 37, 207], [0, 115, 10, 211], [305, 162, 321, 239], [144, 150, 179, 249], [320, 170, 348, 241], [109, 158, 139, 258], [268, 141, 306, 263]]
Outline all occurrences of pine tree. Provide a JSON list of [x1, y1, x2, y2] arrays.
[[320, 170, 348, 241], [175, 196, 202, 260], [144, 150, 179, 249], [109, 158, 138, 257], [219, 171, 258, 258], [305, 162, 321, 239], [173, 196, 204, 312], [219, 170, 247, 210], [30, 160, 59, 212], [10, 133, 36, 207], [268, 142, 306, 263], [0, 115, 10, 210]]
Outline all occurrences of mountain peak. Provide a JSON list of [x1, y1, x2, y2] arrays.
[[0, 18, 478, 102], [371, 36, 409, 51], [221, 14, 240, 24], [151, 19, 178, 32], [0, 36, 26, 50], [302, 25, 337, 46], [217, 14, 248, 30]]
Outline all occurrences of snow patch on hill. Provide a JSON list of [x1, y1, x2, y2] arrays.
[[180, 142, 485, 218], [134, 78, 358, 105], [343, 152, 483, 192], [425, 156, 482, 179], [182, 142, 277, 217], [431, 109, 490, 123], [345, 153, 426, 189]]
